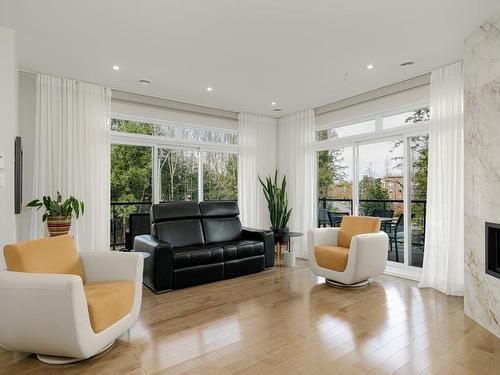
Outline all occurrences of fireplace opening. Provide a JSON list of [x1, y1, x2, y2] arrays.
[[486, 222, 500, 279]]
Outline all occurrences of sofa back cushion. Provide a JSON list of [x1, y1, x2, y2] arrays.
[[151, 202, 205, 247], [200, 201, 242, 244], [151, 201, 201, 223], [202, 218, 242, 244], [3, 235, 85, 280], [338, 216, 381, 248], [154, 220, 205, 247], [199, 201, 239, 218]]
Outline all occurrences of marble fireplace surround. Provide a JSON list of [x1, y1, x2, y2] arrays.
[[464, 11, 500, 338]]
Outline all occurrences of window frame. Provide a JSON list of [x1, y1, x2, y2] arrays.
[[110, 113, 238, 204], [314, 101, 430, 280]]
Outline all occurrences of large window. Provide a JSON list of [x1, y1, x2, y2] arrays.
[[409, 135, 428, 267], [358, 139, 404, 263], [158, 148, 199, 201], [110, 144, 153, 249], [316, 106, 429, 272], [317, 120, 375, 141], [203, 152, 238, 200], [110, 118, 238, 249], [317, 146, 353, 226]]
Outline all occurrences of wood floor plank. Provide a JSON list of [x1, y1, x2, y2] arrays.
[[0, 260, 498, 375]]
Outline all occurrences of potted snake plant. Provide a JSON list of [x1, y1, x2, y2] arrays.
[[258, 171, 293, 236], [26, 192, 85, 237]]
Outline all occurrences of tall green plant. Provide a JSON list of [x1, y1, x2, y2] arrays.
[[26, 191, 85, 222], [258, 171, 293, 229]]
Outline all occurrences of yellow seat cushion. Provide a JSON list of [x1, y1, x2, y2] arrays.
[[84, 281, 135, 333], [338, 216, 381, 248], [3, 235, 84, 280], [314, 245, 350, 272]]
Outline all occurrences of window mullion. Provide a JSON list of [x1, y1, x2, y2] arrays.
[[198, 149, 203, 202]]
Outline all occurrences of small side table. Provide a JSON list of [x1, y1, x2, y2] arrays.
[[273, 231, 303, 266]]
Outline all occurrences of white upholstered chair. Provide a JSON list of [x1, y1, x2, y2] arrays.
[[0, 235, 143, 364], [308, 216, 389, 287]]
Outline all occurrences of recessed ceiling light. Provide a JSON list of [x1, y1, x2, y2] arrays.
[[138, 78, 152, 85], [206, 87, 213, 92], [271, 102, 276, 106], [366, 64, 374, 70], [112, 65, 120, 71], [400, 61, 415, 67]]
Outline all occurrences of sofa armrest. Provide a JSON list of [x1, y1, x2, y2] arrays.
[[242, 227, 275, 268], [79, 251, 143, 284], [0, 271, 91, 355], [134, 235, 174, 293]]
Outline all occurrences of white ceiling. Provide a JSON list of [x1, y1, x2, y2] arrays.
[[1, 0, 499, 117]]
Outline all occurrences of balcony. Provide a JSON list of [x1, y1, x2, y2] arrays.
[[110, 201, 152, 250], [318, 197, 426, 267]]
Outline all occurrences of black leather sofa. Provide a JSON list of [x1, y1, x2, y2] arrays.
[[134, 201, 274, 293]]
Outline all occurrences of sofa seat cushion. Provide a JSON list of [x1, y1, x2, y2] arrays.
[[4, 235, 85, 281], [173, 245, 223, 269], [314, 245, 350, 272], [220, 240, 264, 261], [84, 281, 135, 333]]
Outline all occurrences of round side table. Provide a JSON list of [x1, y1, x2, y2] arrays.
[[273, 232, 303, 266]]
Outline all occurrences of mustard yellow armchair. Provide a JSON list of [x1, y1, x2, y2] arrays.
[[0, 235, 143, 364], [308, 216, 389, 287]]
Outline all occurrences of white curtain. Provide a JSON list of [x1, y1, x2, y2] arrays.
[[31, 74, 111, 251], [277, 109, 315, 259], [238, 113, 277, 229], [418, 62, 464, 296]]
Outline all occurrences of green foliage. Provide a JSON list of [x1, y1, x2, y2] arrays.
[[26, 192, 85, 222], [203, 152, 238, 200], [358, 175, 391, 215], [258, 171, 293, 229], [317, 129, 349, 199]]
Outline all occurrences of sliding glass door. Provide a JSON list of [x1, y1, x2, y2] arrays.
[[408, 135, 428, 268], [358, 139, 404, 264], [317, 146, 354, 227]]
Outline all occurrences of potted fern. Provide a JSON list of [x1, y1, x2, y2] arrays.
[[258, 171, 293, 236], [26, 192, 85, 237]]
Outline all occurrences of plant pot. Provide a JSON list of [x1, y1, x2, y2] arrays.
[[47, 215, 72, 237], [271, 227, 289, 236], [283, 250, 296, 267]]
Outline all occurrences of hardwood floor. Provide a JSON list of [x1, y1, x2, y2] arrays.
[[1, 260, 499, 375]]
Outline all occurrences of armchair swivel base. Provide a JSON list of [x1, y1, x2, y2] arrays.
[[37, 340, 115, 365], [325, 279, 369, 288]]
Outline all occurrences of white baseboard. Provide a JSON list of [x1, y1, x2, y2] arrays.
[[384, 264, 422, 282]]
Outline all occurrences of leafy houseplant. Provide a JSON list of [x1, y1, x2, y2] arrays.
[[258, 171, 293, 235], [27, 192, 85, 237]]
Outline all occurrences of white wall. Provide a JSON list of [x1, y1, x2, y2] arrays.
[[17, 72, 36, 242], [0, 26, 18, 268]]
